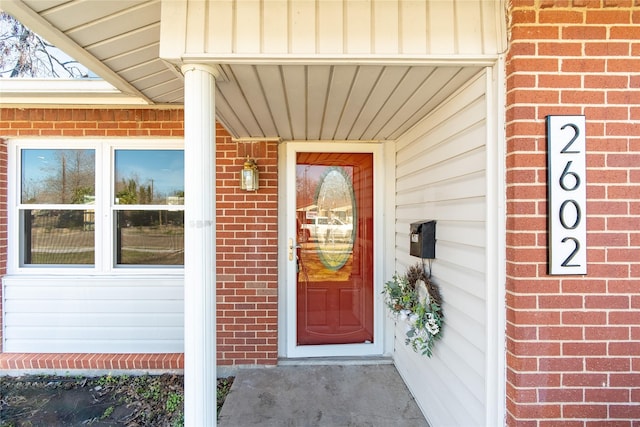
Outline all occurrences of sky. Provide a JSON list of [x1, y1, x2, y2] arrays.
[[115, 150, 184, 197], [22, 149, 184, 202]]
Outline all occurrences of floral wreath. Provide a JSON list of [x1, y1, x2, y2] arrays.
[[382, 263, 443, 357]]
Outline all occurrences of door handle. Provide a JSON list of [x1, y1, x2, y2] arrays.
[[289, 238, 294, 261], [289, 238, 301, 261]]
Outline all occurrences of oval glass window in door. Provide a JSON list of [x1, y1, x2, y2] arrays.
[[315, 167, 355, 270]]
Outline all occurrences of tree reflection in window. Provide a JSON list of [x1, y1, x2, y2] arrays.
[[114, 150, 184, 266], [315, 167, 356, 271], [22, 149, 95, 204], [18, 147, 185, 267], [21, 149, 95, 265]]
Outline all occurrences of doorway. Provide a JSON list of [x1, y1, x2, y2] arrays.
[[295, 152, 373, 345], [282, 142, 384, 358]]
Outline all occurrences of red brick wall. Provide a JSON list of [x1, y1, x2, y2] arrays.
[[0, 108, 278, 368], [0, 108, 185, 137], [215, 126, 279, 366], [506, 2, 640, 426]]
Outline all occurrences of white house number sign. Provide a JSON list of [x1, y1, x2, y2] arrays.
[[547, 115, 587, 275]]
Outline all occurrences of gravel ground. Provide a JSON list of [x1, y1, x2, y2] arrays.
[[0, 374, 233, 427]]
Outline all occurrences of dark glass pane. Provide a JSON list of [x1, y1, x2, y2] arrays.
[[116, 210, 184, 265], [114, 150, 184, 205], [21, 149, 95, 204], [22, 209, 94, 265]]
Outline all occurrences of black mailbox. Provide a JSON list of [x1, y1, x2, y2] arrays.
[[410, 220, 436, 259]]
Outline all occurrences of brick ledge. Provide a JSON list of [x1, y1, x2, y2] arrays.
[[0, 353, 184, 371]]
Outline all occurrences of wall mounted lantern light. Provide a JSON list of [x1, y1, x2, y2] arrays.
[[240, 156, 259, 191]]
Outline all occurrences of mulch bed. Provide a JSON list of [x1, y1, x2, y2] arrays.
[[0, 374, 233, 427]]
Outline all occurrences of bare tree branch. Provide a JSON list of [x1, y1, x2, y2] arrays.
[[1, 11, 91, 78]]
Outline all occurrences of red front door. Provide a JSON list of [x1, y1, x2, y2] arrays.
[[295, 152, 373, 345]]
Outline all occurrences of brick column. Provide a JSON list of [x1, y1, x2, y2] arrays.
[[505, 2, 640, 426]]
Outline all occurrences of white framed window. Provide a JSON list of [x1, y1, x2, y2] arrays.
[[8, 139, 184, 274]]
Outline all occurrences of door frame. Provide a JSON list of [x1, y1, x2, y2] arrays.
[[278, 141, 385, 358]]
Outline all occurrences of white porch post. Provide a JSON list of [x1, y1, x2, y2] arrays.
[[181, 64, 218, 426]]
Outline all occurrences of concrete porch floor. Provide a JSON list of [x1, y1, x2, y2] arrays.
[[217, 363, 429, 427]]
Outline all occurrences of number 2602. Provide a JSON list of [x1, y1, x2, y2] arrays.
[[547, 116, 587, 275]]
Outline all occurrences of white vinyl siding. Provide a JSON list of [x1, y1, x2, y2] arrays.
[[164, 0, 507, 58], [393, 70, 490, 426], [2, 276, 183, 353]]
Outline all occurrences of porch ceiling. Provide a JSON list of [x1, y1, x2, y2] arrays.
[[215, 64, 482, 141], [3, 0, 483, 141]]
